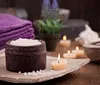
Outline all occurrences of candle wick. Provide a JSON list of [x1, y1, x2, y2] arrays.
[[58, 60, 59, 63]]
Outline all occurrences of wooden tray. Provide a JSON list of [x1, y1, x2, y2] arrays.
[[0, 55, 90, 83]]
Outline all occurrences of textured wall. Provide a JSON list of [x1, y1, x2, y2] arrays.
[[14, 0, 42, 21], [0, 0, 100, 31]]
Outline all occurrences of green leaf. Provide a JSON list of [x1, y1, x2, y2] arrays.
[[34, 19, 63, 35], [37, 20, 46, 27]]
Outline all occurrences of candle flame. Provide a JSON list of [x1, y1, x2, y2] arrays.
[[68, 50, 70, 54], [58, 53, 60, 63], [76, 46, 79, 50], [63, 35, 67, 40]]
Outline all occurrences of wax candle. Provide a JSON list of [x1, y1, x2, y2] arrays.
[[59, 35, 71, 47], [72, 46, 85, 58], [52, 54, 67, 70], [63, 50, 77, 59]]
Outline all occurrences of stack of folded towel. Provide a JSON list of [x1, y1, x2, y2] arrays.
[[0, 14, 35, 50]]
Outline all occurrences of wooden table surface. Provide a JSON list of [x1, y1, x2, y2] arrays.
[[0, 42, 100, 85]]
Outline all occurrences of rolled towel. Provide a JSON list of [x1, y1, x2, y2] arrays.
[[0, 13, 32, 34]]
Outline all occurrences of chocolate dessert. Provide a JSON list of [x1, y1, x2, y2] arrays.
[[5, 39, 47, 72]]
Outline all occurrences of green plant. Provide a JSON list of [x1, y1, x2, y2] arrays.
[[34, 19, 63, 35]]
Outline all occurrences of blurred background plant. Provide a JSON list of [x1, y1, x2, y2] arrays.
[[34, 0, 63, 35], [36, 0, 63, 33], [34, 0, 63, 51], [41, 0, 59, 20]]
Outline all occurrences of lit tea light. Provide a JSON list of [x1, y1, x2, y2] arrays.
[[63, 50, 76, 59], [59, 35, 71, 47], [76, 46, 79, 50], [72, 46, 85, 58], [63, 35, 67, 40], [51, 53, 67, 70]]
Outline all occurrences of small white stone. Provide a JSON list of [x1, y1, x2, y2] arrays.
[[50, 70, 54, 72], [36, 71, 39, 73], [32, 71, 35, 73], [23, 72, 27, 76], [18, 71, 21, 74], [40, 70, 42, 72]]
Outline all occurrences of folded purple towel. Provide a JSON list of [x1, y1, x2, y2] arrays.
[[0, 29, 34, 43], [0, 14, 32, 33], [0, 25, 33, 38], [0, 14, 36, 50]]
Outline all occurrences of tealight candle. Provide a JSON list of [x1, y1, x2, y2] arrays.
[[59, 35, 71, 47], [52, 54, 67, 70], [72, 46, 85, 58], [63, 50, 77, 59]]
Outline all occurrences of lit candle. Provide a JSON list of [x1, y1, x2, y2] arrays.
[[59, 35, 71, 47], [72, 46, 85, 58], [51, 54, 67, 70], [63, 50, 77, 59]]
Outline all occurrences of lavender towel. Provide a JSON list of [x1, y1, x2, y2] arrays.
[[0, 29, 34, 43], [0, 14, 35, 50], [0, 25, 33, 38], [0, 14, 32, 34]]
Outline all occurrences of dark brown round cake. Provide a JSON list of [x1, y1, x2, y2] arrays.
[[5, 40, 47, 72]]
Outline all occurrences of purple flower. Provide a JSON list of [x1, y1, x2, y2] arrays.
[[52, 0, 59, 9], [41, 0, 51, 19], [42, 0, 50, 6], [51, 0, 59, 19]]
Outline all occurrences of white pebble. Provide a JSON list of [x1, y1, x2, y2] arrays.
[[23, 72, 27, 76], [50, 70, 54, 72], [36, 71, 39, 73], [40, 70, 42, 72], [18, 71, 21, 74], [32, 71, 35, 73]]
